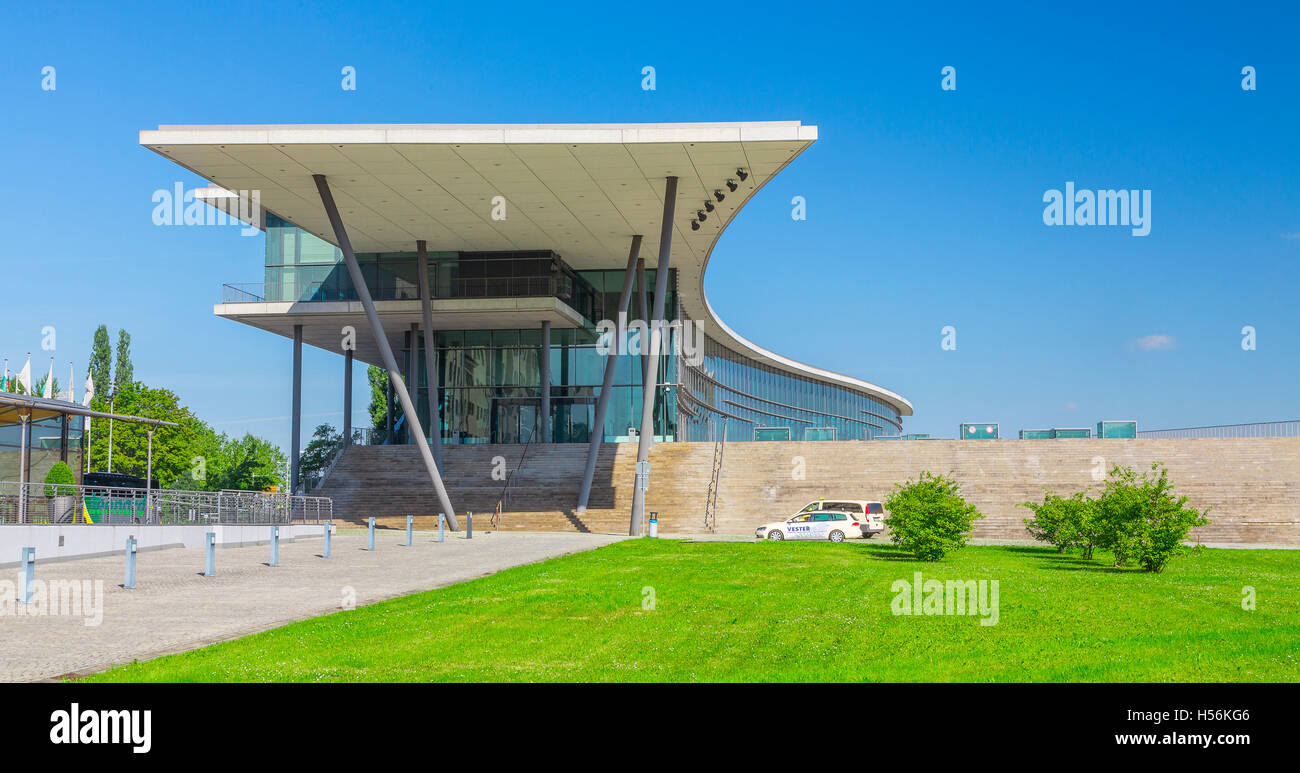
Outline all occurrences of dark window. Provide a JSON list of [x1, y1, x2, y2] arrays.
[[867, 503, 884, 514]]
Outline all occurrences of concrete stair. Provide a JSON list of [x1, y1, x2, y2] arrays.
[[314, 439, 1300, 544]]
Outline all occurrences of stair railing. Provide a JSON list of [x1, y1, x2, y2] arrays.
[[491, 427, 537, 530]]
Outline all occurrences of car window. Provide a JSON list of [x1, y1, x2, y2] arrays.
[[811, 513, 831, 522], [821, 502, 847, 511], [832, 513, 847, 521], [790, 514, 811, 523], [867, 503, 883, 514], [840, 503, 864, 513], [802, 502, 822, 512]]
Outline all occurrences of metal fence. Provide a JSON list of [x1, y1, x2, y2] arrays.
[[1137, 420, 1300, 439], [0, 481, 332, 526]]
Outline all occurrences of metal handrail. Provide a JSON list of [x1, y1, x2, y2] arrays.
[[0, 480, 332, 526], [491, 428, 537, 530]]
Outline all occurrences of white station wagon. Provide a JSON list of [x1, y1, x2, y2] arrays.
[[755, 498, 887, 542]]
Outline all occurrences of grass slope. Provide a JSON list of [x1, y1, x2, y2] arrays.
[[86, 540, 1300, 682]]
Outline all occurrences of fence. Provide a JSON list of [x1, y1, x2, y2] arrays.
[[1137, 420, 1300, 439], [0, 481, 332, 526]]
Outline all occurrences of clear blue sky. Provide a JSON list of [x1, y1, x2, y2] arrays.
[[1, 1, 1296, 453]]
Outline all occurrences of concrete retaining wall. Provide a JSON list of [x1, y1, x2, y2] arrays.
[[0, 524, 327, 567]]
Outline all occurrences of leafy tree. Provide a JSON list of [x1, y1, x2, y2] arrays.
[[883, 471, 984, 561], [89, 325, 113, 398], [87, 381, 214, 487], [368, 365, 398, 441], [113, 329, 134, 393], [206, 433, 287, 492], [297, 423, 361, 491]]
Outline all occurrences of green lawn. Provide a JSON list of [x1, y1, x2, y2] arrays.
[[85, 540, 1300, 682]]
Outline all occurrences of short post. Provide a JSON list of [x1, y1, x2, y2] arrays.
[[269, 525, 280, 567], [368, 516, 376, 551], [203, 532, 215, 577], [123, 537, 137, 589], [466, 511, 473, 540], [323, 520, 332, 558], [648, 511, 659, 539], [405, 514, 413, 547], [438, 513, 445, 543], [19, 548, 34, 604]]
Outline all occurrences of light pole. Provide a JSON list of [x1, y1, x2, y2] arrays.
[[107, 393, 115, 473]]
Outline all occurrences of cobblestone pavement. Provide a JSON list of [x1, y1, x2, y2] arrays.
[[0, 530, 626, 682]]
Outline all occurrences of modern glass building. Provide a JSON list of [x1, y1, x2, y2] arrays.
[[142, 122, 913, 497]]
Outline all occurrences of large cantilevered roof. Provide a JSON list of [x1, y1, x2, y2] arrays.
[[140, 122, 912, 417]]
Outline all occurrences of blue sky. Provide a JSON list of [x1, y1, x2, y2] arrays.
[[1, 1, 1296, 452]]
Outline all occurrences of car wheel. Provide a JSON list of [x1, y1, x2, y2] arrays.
[[767, 530, 784, 541], [863, 532, 875, 539], [829, 530, 845, 543]]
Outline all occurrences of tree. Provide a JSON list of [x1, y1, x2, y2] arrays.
[[1023, 491, 1102, 558], [367, 365, 398, 441], [87, 381, 214, 487], [297, 423, 359, 491], [44, 461, 76, 497], [883, 471, 984, 561], [113, 329, 134, 393], [206, 433, 287, 491], [89, 325, 113, 398]]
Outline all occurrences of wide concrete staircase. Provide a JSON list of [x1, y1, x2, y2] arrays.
[[315, 439, 1300, 544]]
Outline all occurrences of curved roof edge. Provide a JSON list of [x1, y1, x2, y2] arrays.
[[684, 133, 915, 418]]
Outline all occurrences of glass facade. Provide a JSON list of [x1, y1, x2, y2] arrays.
[[256, 216, 905, 444], [677, 335, 903, 442], [0, 416, 83, 483]]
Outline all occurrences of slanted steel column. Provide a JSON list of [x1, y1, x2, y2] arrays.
[[313, 174, 459, 530], [407, 323, 420, 444], [576, 235, 642, 514], [540, 321, 551, 442], [629, 176, 677, 536], [343, 348, 353, 446], [636, 257, 648, 383], [290, 324, 303, 494], [416, 241, 443, 472]]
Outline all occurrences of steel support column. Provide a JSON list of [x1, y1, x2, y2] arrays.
[[290, 324, 303, 494], [636, 257, 648, 383], [629, 176, 677, 535], [540, 321, 551, 443], [416, 240, 443, 472], [313, 174, 459, 530], [576, 235, 642, 514], [343, 348, 353, 445]]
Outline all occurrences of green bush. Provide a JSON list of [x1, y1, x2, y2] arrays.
[[883, 471, 984, 561], [1095, 463, 1209, 572], [1023, 491, 1102, 558], [44, 461, 76, 498], [1024, 463, 1208, 572]]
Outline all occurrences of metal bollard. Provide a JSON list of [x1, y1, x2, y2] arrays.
[[648, 512, 659, 539], [19, 548, 34, 604], [323, 520, 332, 558], [124, 537, 137, 589], [405, 515, 413, 547], [269, 525, 279, 567], [203, 532, 216, 577], [438, 513, 445, 543], [466, 511, 473, 539], [368, 516, 376, 551]]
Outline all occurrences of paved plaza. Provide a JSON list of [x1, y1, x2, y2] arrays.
[[0, 530, 625, 682]]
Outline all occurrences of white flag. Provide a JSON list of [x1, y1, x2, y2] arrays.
[[16, 354, 30, 394], [1, 359, 7, 392], [42, 357, 54, 399], [64, 363, 75, 401], [83, 371, 94, 406]]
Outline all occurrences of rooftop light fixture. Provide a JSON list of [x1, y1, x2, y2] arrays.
[[703, 200, 715, 212], [713, 190, 725, 202], [736, 168, 749, 181], [726, 179, 738, 192], [696, 210, 707, 222], [690, 221, 700, 231]]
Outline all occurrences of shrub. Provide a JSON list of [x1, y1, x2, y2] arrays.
[[1022, 491, 1102, 558], [883, 471, 983, 561], [1095, 463, 1209, 572], [44, 461, 76, 498]]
